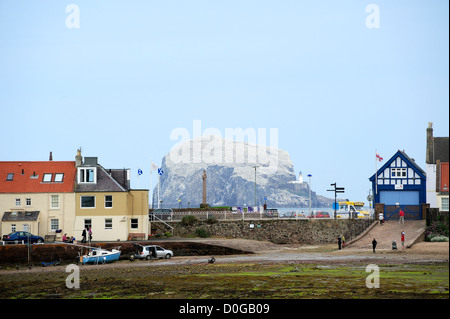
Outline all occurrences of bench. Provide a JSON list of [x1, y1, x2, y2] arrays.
[[128, 233, 146, 241], [44, 235, 56, 243]]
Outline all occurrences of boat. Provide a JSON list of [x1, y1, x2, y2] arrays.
[[80, 248, 121, 265], [336, 201, 371, 219]]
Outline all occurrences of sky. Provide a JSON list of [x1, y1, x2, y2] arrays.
[[0, 0, 448, 207]]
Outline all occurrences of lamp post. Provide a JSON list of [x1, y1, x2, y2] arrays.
[[307, 174, 312, 217]]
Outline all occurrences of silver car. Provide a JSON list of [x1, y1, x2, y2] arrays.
[[131, 244, 174, 260]]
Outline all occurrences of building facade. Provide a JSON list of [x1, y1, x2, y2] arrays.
[[0, 161, 76, 239], [1, 150, 149, 241], [425, 122, 449, 211], [369, 150, 426, 220], [74, 152, 149, 241]]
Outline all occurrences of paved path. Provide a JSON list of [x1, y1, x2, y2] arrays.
[[346, 220, 426, 251]]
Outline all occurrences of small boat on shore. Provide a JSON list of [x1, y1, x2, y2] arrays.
[[80, 248, 121, 265]]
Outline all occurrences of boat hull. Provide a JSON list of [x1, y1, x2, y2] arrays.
[[80, 250, 121, 264]]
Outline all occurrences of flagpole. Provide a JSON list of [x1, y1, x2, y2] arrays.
[[375, 150, 378, 196], [150, 163, 153, 208]]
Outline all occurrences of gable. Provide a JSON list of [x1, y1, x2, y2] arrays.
[[369, 150, 426, 186]]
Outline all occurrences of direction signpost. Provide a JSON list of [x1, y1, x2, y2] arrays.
[[327, 183, 345, 219]]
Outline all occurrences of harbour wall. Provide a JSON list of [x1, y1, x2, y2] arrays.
[[172, 218, 372, 244]]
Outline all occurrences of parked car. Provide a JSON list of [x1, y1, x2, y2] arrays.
[[309, 211, 331, 218], [130, 244, 174, 260], [264, 209, 279, 217], [2, 231, 44, 244]]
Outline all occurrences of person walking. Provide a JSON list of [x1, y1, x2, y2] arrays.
[[399, 209, 405, 224], [337, 236, 342, 250], [378, 212, 384, 225], [372, 238, 377, 253], [81, 228, 86, 243], [401, 231, 405, 249], [88, 226, 93, 242]]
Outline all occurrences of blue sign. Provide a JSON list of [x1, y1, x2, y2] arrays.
[[137, 169, 143, 175], [158, 168, 164, 175], [333, 203, 339, 210]]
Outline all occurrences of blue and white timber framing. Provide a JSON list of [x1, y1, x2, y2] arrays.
[[369, 150, 426, 206]]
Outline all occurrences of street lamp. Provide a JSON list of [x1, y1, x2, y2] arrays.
[[307, 174, 312, 217]]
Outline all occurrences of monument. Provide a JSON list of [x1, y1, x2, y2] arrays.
[[201, 169, 208, 208]]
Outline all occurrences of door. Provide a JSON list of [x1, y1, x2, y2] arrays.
[[380, 191, 419, 205]]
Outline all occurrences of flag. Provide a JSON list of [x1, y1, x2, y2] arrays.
[[376, 153, 383, 162], [138, 168, 143, 175], [151, 162, 159, 171]]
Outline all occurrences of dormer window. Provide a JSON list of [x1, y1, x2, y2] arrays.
[[43, 173, 53, 182], [78, 167, 97, 184]]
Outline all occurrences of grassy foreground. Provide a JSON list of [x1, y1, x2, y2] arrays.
[[0, 261, 448, 299]]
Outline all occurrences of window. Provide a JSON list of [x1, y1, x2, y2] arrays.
[[442, 198, 449, 211], [84, 219, 92, 230], [50, 195, 59, 208], [105, 195, 113, 208], [50, 219, 59, 232], [54, 173, 64, 182], [81, 196, 95, 208], [78, 167, 96, 183], [26, 198, 31, 206], [131, 218, 138, 229], [43, 173, 53, 182], [391, 168, 407, 178], [105, 218, 113, 230], [15, 198, 21, 207], [11, 224, 16, 232], [6, 173, 14, 181]]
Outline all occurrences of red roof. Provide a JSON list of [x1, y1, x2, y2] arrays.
[[0, 161, 76, 193]]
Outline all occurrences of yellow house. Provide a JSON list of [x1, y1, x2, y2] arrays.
[[74, 153, 149, 242]]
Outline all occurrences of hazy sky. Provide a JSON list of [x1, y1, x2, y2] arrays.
[[1, 0, 448, 206]]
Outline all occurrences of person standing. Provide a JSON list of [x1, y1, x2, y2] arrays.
[[399, 209, 405, 224], [372, 238, 377, 253], [81, 228, 86, 243], [337, 236, 342, 250], [401, 231, 405, 249]]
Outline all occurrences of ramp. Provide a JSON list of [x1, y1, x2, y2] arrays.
[[346, 220, 426, 250]]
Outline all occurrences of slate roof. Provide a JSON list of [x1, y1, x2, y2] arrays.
[[0, 161, 76, 193], [75, 165, 130, 192], [2, 211, 40, 221], [433, 137, 449, 163]]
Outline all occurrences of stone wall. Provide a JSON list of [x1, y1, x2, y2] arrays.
[[172, 219, 372, 244]]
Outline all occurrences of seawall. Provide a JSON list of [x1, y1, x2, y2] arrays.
[[172, 219, 371, 244]]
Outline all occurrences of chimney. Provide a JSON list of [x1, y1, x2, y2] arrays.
[[426, 122, 434, 164], [75, 149, 83, 167], [49, 151, 53, 161]]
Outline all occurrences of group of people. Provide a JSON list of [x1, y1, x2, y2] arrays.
[[62, 226, 93, 244], [81, 226, 93, 244], [62, 233, 75, 243], [379, 208, 405, 225], [371, 231, 406, 253]]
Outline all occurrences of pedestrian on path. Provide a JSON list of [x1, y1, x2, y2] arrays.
[[401, 231, 405, 249], [372, 238, 377, 253], [337, 236, 342, 250], [379, 212, 384, 225], [399, 209, 405, 224]]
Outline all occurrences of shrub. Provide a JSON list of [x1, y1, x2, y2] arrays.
[[195, 227, 209, 238], [429, 235, 449, 242], [181, 215, 197, 226], [164, 231, 173, 237]]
